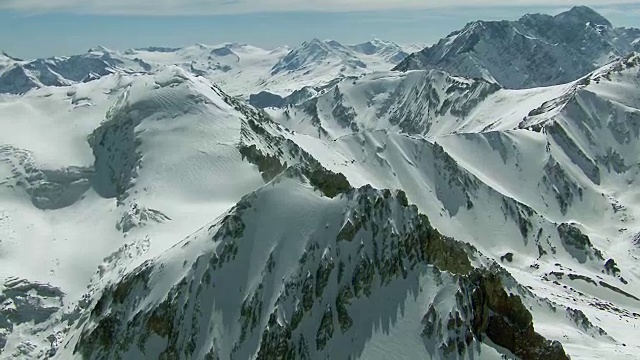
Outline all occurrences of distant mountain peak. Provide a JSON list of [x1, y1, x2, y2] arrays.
[[325, 39, 343, 47], [210, 45, 237, 57], [298, 38, 346, 50], [362, 37, 395, 48], [269, 44, 292, 54], [557, 5, 611, 27], [305, 37, 325, 46], [87, 45, 112, 54], [348, 38, 409, 63], [130, 46, 181, 53], [0, 51, 22, 62], [395, 6, 637, 89], [218, 42, 250, 50]]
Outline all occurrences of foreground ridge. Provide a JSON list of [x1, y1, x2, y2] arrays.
[[72, 178, 568, 360]]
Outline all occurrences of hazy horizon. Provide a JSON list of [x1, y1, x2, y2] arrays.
[[1, 3, 640, 59]]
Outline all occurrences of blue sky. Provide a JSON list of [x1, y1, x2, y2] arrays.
[[1, 2, 640, 59]]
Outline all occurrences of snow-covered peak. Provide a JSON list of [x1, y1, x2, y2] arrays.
[[194, 42, 251, 52], [518, 6, 612, 28], [269, 44, 292, 54], [555, 5, 612, 27], [87, 45, 113, 54], [0, 47, 156, 94], [0, 52, 20, 73], [0, 51, 21, 62], [369, 37, 391, 46], [271, 69, 503, 139], [349, 38, 409, 63], [255, 38, 411, 98], [395, 6, 639, 89], [271, 38, 367, 76], [127, 46, 182, 53], [0, 38, 411, 99], [350, 38, 395, 55]]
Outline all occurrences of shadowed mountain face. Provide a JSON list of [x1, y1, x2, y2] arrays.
[[394, 6, 640, 89]]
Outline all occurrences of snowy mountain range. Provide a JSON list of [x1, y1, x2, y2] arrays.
[[394, 6, 640, 89], [0, 38, 416, 99], [1, 5, 640, 360], [0, 49, 148, 94]]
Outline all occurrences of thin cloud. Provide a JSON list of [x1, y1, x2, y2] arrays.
[[1, 0, 639, 16]]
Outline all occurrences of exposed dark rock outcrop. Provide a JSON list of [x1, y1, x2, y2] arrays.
[[0, 278, 65, 355], [0, 145, 93, 210], [248, 91, 285, 108]]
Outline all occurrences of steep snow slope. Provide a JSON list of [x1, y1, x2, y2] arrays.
[[64, 173, 576, 360], [268, 69, 572, 139], [395, 6, 640, 89], [272, 53, 640, 144], [273, 131, 640, 359], [0, 66, 263, 299]]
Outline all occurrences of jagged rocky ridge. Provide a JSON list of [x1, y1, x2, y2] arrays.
[[71, 174, 569, 360], [0, 278, 65, 358], [394, 6, 640, 89], [270, 69, 501, 138]]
